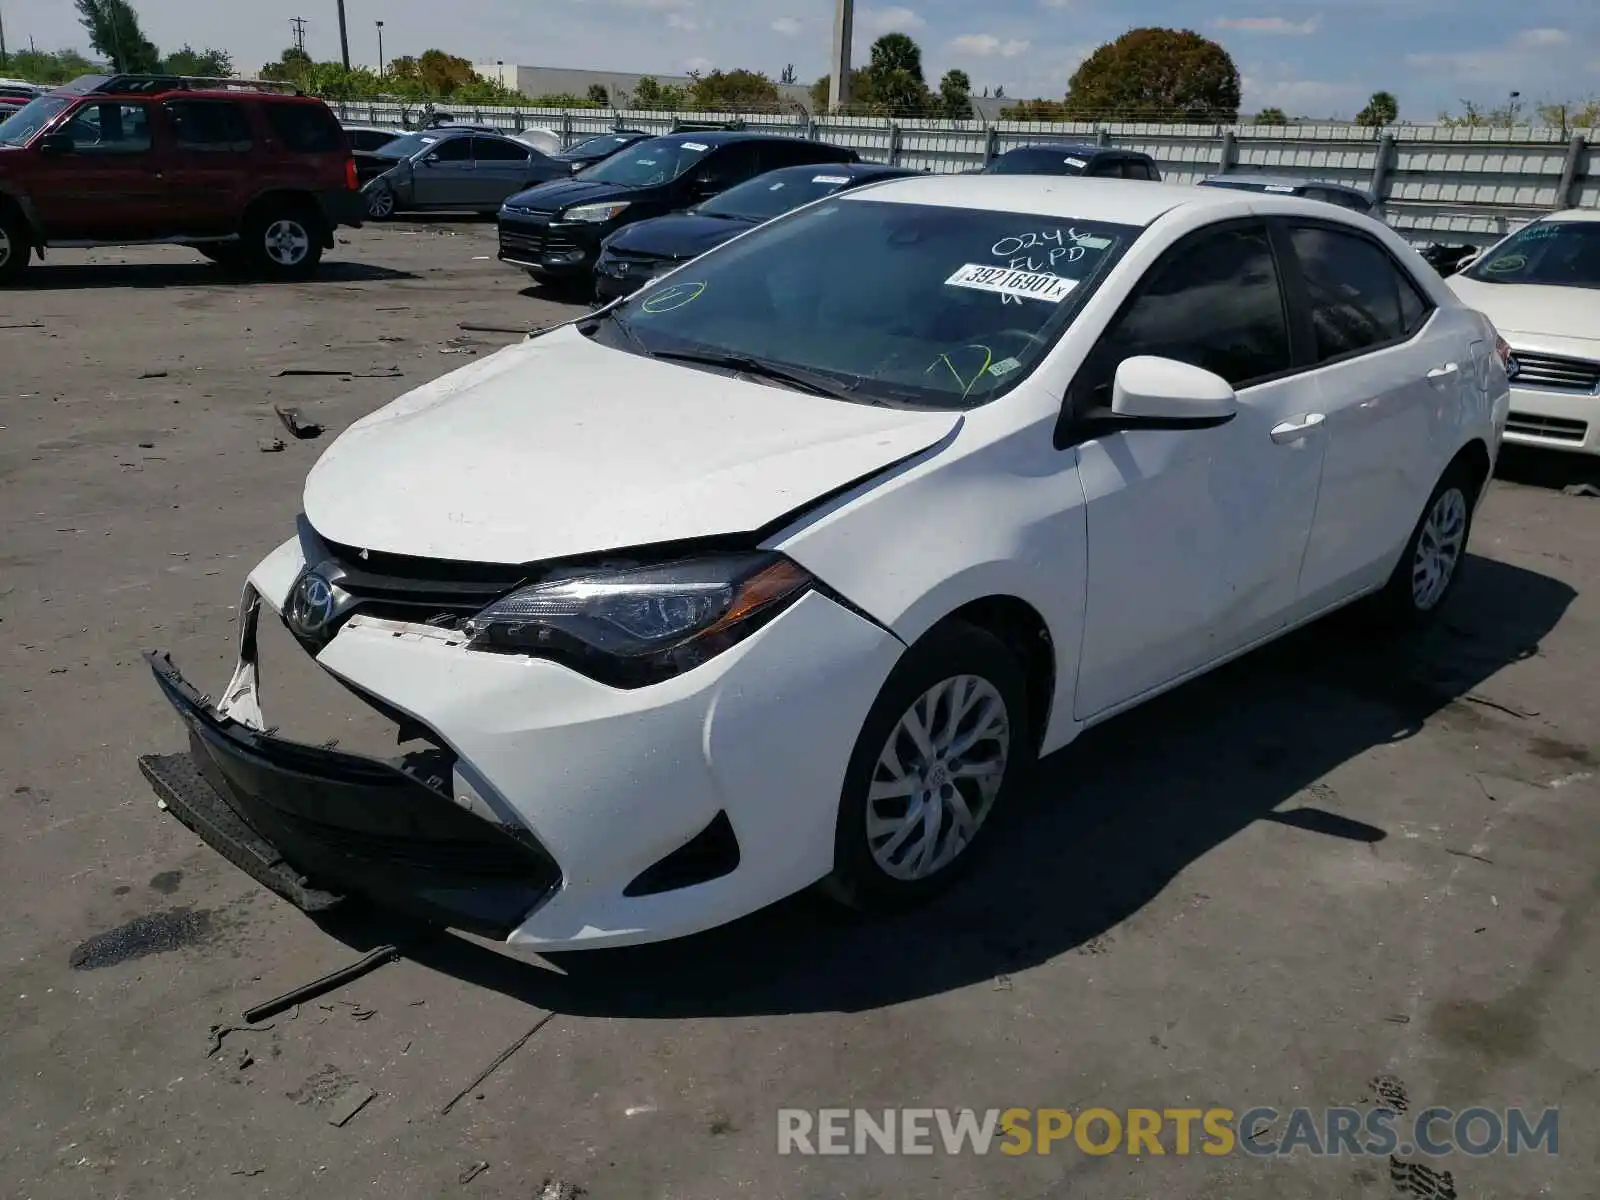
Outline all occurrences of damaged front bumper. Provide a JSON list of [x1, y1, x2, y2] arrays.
[[139, 649, 561, 938]]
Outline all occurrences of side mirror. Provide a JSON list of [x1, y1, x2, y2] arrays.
[[1108, 356, 1237, 426], [38, 133, 75, 155]]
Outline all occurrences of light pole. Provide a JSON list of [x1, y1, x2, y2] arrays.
[[335, 0, 351, 71], [828, 0, 853, 113], [376, 20, 385, 78]]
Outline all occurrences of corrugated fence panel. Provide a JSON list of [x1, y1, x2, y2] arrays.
[[332, 101, 1595, 244]]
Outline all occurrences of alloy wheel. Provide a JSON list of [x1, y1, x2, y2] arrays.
[[0, 226, 12, 270], [865, 674, 1011, 881], [367, 187, 395, 219], [1412, 486, 1467, 611], [264, 219, 311, 267]]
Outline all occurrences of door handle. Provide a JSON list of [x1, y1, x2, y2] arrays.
[[1270, 413, 1326, 444], [1426, 362, 1459, 385]]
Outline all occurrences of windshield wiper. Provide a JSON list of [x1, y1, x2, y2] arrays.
[[649, 348, 865, 399]]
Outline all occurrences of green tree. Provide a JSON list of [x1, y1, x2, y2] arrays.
[[1065, 27, 1240, 122], [586, 83, 610, 105], [1254, 106, 1288, 124], [162, 44, 234, 77], [5, 48, 102, 84], [690, 68, 781, 111], [1355, 90, 1398, 127], [524, 92, 603, 108], [810, 67, 871, 113], [632, 75, 686, 111], [998, 97, 1068, 120], [416, 49, 476, 95], [865, 32, 930, 114], [938, 68, 973, 120], [74, 0, 161, 73], [259, 47, 314, 83], [1537, 97, 1600, 137]]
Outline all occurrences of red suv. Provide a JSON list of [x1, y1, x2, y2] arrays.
[[0, 74, 364, 281]]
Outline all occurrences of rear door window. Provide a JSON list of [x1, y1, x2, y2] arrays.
[[165, 100, 253, 152], [1286, 224, 1434, 362], [263, 102, 345, 153]]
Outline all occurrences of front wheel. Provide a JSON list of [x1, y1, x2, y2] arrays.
[[1369, 459, 1479, 628], [824, 622, 1032, 912], [243, 207, 324, 281], [0, 209, 31, 282]]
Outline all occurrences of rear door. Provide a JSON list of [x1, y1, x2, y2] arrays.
[[1072, 220, 1328, 717], [1278, 219, 1456, 614], [687, 141, 761, 204], [161, 98, 255, 236], [31, 100, 168, 241], [409, 135, 474, 207], [468, 136, 535, 206]]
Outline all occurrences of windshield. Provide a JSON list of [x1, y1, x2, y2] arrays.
[[376, 132, 439, 158], [988, 149, 1089, 176], [581, 137, 711, 186], [566, 133, 637, 157], [592, 198, 1140, 409], [697, 168, 865, 222], [0, 96, 69, 146], [1463, 220, 1600, 289]]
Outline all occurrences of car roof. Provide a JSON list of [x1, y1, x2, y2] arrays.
[[645, 130, 794, 146], [1201, 173, 1370, 196], [1001, 143, 1149, 159], [840, 174, 1375, 225], [1543, 208, 1600, 225]]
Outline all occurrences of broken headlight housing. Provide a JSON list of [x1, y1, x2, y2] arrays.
[[463, 553, 813, 687]]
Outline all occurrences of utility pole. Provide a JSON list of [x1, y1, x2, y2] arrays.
[[335, 0, 351, 71], [0, 2, 9, 72], [828, 0, 853, 113], [375, 20, 385, 78], [290, 16, 308, 56]]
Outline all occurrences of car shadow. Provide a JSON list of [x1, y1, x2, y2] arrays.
[[1494, 445, 1600, 494], [19, 260, 417, 290], [316, 553, 1575, 1017]]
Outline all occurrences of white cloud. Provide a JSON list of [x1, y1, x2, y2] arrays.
[[1038, 0, 1074, 7], [858, 6, 926, 37], [949, 34, 1031, 58], [666, 11, 699, 29], [1513, 27, 1568, 48], [1241, 75, 1363, 116], [771, 16, 801, 36], [1215, 15, 1320, 35]]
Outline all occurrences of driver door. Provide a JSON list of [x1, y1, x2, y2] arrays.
[[409, 135, 473, 208], [1070, 220, 1329, 719], [30, 100, 169, 241]]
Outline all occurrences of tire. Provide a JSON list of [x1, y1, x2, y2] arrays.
[[824, 621, 1033, 912], [0, 208, 31, 282], [365, 184, 396, 221], [1368, 458, 1479, 628], [242, 205, 324, 281]]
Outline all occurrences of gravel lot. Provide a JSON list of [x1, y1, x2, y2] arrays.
[[2, 223, 1598, 1200]]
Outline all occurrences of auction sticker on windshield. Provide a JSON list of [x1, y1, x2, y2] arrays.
[[945, 264, 1078, 303]]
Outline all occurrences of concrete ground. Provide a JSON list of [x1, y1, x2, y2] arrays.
[[1, 222, 1597, 1200]]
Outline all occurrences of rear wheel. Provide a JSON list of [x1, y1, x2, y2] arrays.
[[824, 622, 1032, 912], [365, 184, 396, 220], [0, 209, 31, 282], [243, 205, 324, 281], [1369, 458, 1479, 628]]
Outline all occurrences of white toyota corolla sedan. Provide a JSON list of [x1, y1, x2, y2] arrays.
[[140, 176, 1510, 950], [1444, 209, 1600, 455]]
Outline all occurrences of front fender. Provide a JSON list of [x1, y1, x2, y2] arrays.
[[773, 413, 1089, 753]]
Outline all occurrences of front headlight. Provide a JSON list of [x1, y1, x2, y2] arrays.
[[463, 553, 813, 686], [563, 201, 630, 224]]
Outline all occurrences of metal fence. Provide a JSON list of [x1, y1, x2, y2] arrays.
[[331, 100, 1596, 247]]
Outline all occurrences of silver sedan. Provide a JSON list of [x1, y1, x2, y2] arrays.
[[363, 129, 568, 218]]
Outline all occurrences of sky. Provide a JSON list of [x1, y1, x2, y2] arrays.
[[9, 0, 1599, 119]]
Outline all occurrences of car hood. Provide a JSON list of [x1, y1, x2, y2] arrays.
[[1446, 275, 1600, 345], [505, 177, 643, 212], [604, 212, 753, 258], [301, 324, 962, 564]]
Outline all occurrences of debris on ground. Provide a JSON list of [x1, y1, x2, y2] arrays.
[[439, 1013, 557, 1115], [273, 406, 325, 440], [206, 1021, 274, 1058], [326, 1083, 377, 1127], [993, 973, 1013, 991], [1563, 482, 1600, 498], [537, 1177, 583, 1200], [457, 323, 530, 335], [258, 437, 286, 453], [229, 1167, 265, 1177], [243, 944, 400, 1023], [0, 322, 45, 330], [274, 367, 403, 379], [458, 1161, 490, 1184]]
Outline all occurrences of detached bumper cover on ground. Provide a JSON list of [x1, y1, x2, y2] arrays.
[[138, 650, 561, 938]]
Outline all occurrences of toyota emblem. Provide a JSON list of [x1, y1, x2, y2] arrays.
[[286, 568, 338, 638], [1505, 355, 1520, 380]]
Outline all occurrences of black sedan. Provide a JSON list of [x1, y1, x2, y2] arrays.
[[593, 162, 919, 302], [552, 130, 650, 175]]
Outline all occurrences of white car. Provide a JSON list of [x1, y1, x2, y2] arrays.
[[139, 178, 1509, 950], [1445, 209, 1600, 455]]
